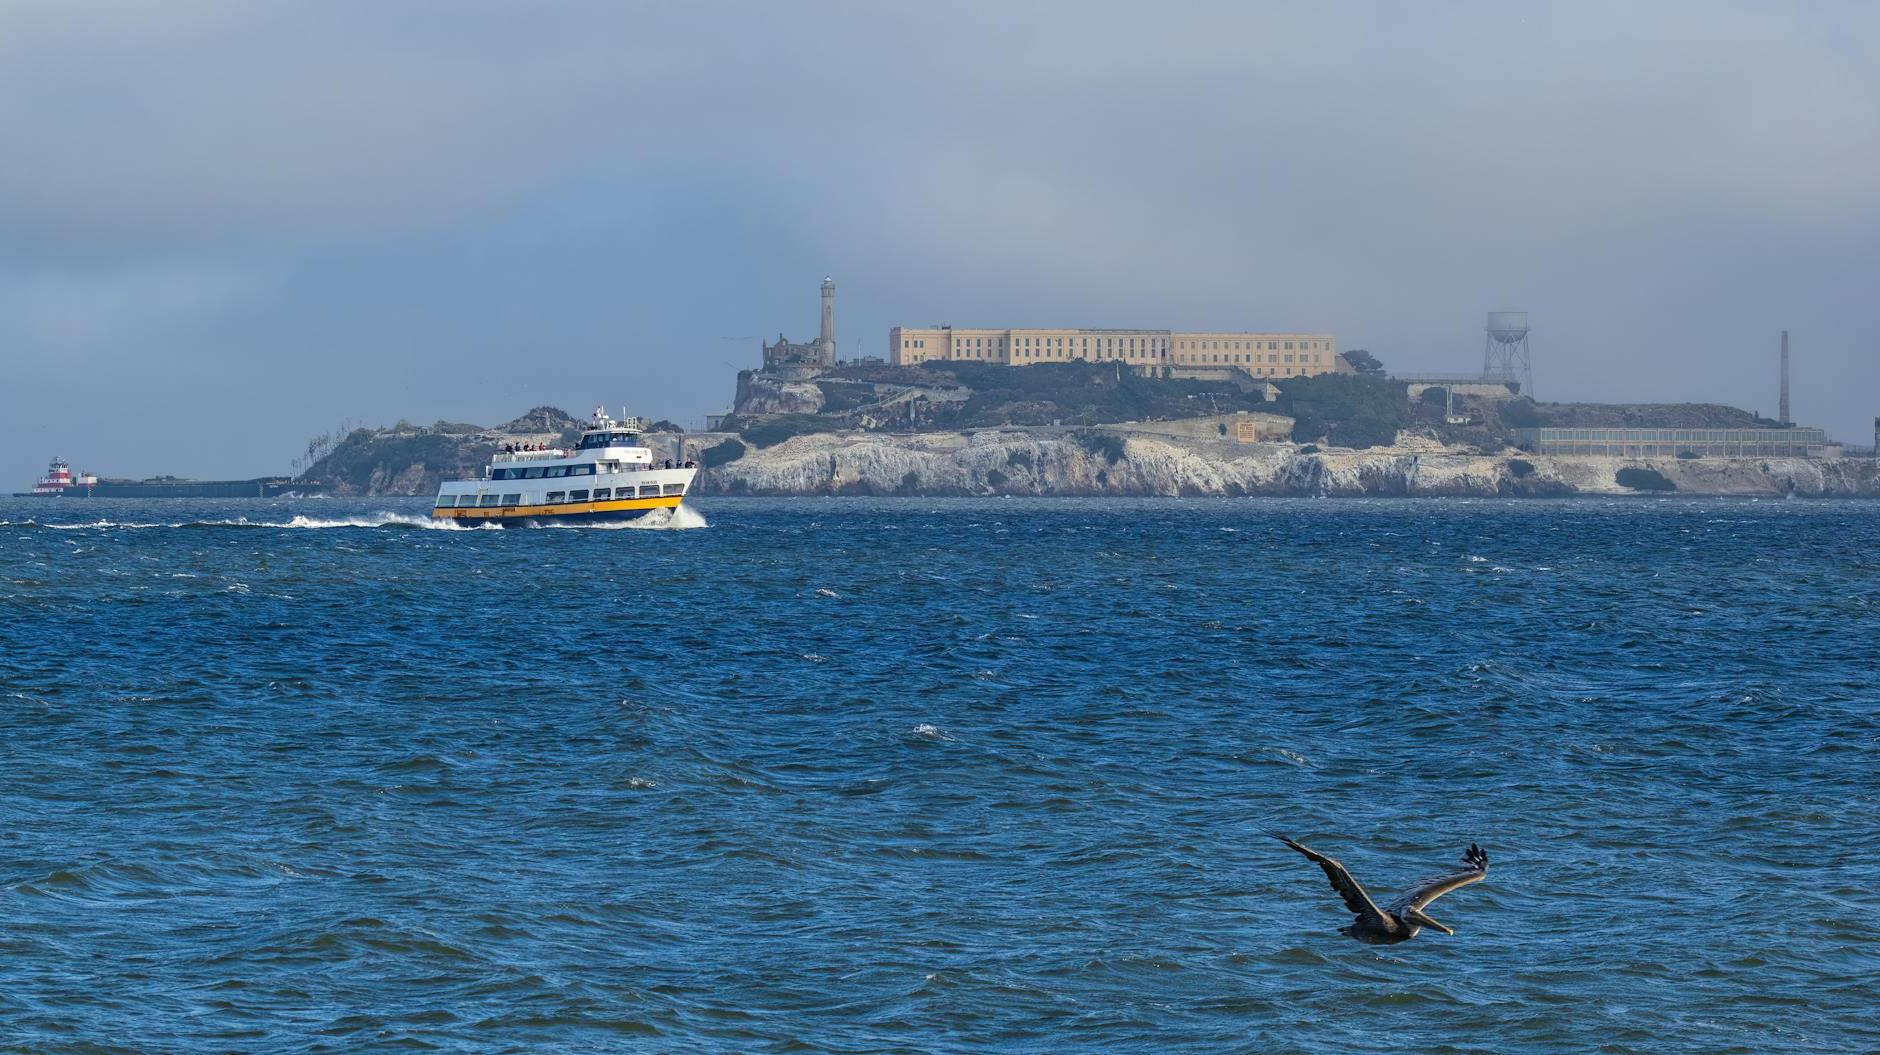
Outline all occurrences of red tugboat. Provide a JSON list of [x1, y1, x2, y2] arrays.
[[18, 457, 92, 497], [13, 456, 319, 498]]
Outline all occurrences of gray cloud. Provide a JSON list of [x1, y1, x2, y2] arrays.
[[2, 1, 1877, 486]]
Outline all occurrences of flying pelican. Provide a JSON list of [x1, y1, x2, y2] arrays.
[[1269, 833, 1489, 944]]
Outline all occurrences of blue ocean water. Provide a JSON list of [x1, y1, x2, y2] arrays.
[[2, 496, 1876, 1053]]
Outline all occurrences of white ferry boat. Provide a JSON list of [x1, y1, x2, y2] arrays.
[[431, 408, 696, 525]]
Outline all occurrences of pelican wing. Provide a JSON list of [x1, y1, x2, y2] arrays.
[[1389, 843, 1489, 913], [1269, 833, 1389, 926]]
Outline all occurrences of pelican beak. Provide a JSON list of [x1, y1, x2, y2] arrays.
[[1403, 908, 1453, 935]]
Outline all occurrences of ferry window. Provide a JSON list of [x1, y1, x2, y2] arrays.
[[662, 483, 685, 496], [502, 494, 522, 505], [434, 494, 454, 507], [546, 466, 567, 478], [592, 488, 611, 500], [572, 465, 593, 476], [639, 484, 661, 497], [523, 467, 544, 479], [546, 491, 566, 503], [569, 489, 589, 502], [479, 494, 500, 507]]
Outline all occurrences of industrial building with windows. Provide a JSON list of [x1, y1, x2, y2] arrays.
[[1515, 427, 1838, 459], [889, 326, 1341, 378]]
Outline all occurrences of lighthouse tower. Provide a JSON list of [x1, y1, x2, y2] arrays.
[[818, 276, 837, 367]]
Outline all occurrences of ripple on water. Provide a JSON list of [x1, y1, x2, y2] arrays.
[[1, 495, 1877, 1052]]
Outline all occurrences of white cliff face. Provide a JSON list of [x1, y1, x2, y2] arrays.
[[733, 374, 825, 416], [696, 429, 1880, 498]]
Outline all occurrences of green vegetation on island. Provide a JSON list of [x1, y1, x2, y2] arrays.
[[937, 361, 1271, 428], [1280, 374, 1411, 449], [299, 406, 593, 495], [701, 438, 747, 468]]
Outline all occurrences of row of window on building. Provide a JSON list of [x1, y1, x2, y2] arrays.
[[1182, 352, 1317, 365], [437, 483, 685, 508], [1177, 338, 1326, 352], [492, 461, 678, 481], [920, 334, 1168, 356], [1515, 427, 1832, 458], [894, 330, 1333, 370], [1524, 428, 1828, 443]]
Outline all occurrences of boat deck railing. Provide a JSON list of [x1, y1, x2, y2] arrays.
[[491, 450, 569, 464]]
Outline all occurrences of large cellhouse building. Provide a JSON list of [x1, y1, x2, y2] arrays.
[[889, 325, 1341, 378]]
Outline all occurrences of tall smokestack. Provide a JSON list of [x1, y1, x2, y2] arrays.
[[1779, 330, 1791, 426]]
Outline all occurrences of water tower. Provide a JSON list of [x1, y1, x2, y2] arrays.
[[1483, 311, 1533, 395]]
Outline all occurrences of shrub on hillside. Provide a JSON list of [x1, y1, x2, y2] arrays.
[[738, 414, 834, 448], [936, 361, 1269, 428], [1280, 374, 1409, 448], [1341, 349, 1386, 375], [1508, 458, 1535, 478], [701, 438, 747, 468], [1079, 432, 1127, 464], [814, 381, 875, 414], [1500, 397, 1547, 429], [1327, 412, 1403, 450]]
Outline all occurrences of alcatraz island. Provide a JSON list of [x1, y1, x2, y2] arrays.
[[298, 279, 1879, 499]]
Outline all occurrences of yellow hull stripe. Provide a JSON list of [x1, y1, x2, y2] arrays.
[[431, 495, 684, 520]]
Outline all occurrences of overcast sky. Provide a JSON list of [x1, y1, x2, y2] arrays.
[[2, 1, 1877, 485]]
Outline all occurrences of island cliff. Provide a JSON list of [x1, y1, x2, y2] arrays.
[[300, 403, 1878, 499], [694, 427, 1880, 498]]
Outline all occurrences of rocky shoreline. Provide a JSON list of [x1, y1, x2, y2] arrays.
[[299, 412, 1879, 499], [694, 427, 1880, 499]]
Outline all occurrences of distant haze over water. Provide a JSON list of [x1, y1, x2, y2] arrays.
[[3, 4, 1879, 487]]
